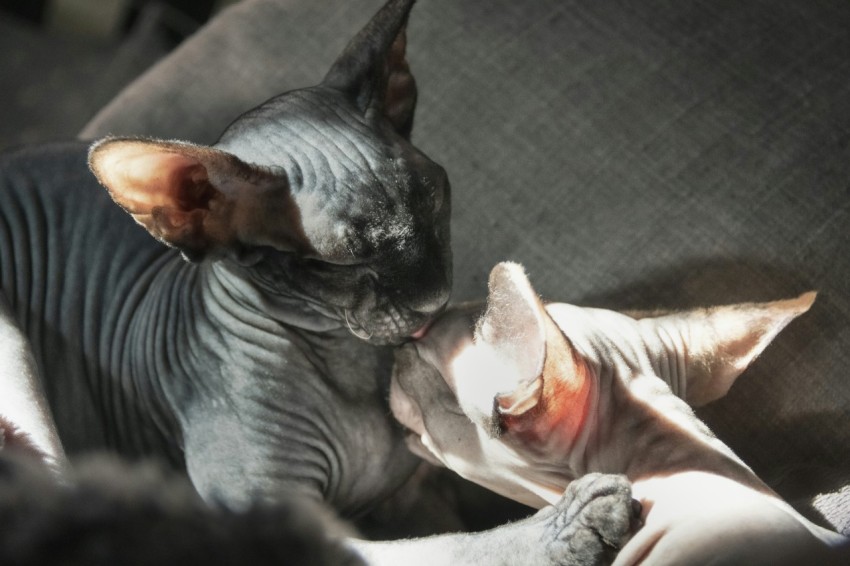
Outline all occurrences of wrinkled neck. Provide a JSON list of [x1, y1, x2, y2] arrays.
[[117, 255, 203, 462], [130, 258, 347, 429], [202, 260, 345, 334], [544, 303, 770, 494]]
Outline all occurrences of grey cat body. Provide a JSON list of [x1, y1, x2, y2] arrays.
[[0, 142, 180, 462], [0, 137, 420, 513], [0, 0, 449, 515]]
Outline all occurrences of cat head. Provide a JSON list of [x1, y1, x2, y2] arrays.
[[391, 262, 814, 504], [88, 0, 450, 345]]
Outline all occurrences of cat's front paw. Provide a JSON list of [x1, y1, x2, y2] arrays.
[[538, 473, 640, 566]]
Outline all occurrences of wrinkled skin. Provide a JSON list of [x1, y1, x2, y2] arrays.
[[391, 262, 849, 565], [209, 83, 452, 343], [0, 3, 649, 564], [0, 0, 449, 514]]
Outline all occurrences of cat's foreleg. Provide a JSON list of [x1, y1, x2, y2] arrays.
[[347, 473, 638, 566], [0, 293, 67, 473]]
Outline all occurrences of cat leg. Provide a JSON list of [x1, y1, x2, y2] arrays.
[[0, 293, 67, 472], [348, 473, 638, 566]]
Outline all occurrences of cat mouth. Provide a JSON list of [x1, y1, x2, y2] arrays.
[[410, 320, 433, 340], [342, 307, 432, 345]]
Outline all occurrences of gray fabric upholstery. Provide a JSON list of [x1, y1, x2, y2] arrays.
[[81, 0, 850, 533]]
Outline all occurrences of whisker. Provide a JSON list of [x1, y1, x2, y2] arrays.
[[344, 309, 372, 340]]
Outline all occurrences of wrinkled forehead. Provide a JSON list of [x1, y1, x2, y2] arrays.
[[219, 87, 388, 155], [220, 88, 420, 258], [221, 87, 395, 173], [297, 191, 416, 260], [292, 155, 417, 261], [411, 302, 536, 416]]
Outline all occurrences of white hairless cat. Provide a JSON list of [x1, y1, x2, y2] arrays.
[[391, 262, 849, 565]]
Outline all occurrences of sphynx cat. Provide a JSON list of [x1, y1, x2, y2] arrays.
[[0, 1, 646, 563], [0, 0, 446, 505], [391, 262, 850, 564]]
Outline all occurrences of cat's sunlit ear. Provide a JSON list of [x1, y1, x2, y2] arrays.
[[89, 137, 309, 262], [452, 262, 546, 435], [648, 292, 816, 407], [475, 262, 547, 401], [467, 262, 590, 441]]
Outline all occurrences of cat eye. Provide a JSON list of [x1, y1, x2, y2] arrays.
[[315, 238, 373, 266], [431, 169, 450, 215], [429, 182, 445, 215], [432, 186, 442, 214]]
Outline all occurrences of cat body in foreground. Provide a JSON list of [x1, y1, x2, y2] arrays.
[[391, 262, 849, 564]]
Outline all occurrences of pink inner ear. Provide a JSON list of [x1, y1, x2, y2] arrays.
[[476, 262, 547, 382], [173, 164, 217, 212], [118, 152, 208, 213], [497, 376, 543, 416], [90, 139, 220, 217], [655, 291, 817, 407], [383, 27, 416, 134]]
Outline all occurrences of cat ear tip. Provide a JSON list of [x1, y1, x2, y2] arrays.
[[790, 290, 817, 314], [488, 261, 528, 286], [88, 135, 138, 155], [799, 290, 817, 305], [87, 138, 112, 170], [87, 137, 143, 176], [495, 260, 525, 272]]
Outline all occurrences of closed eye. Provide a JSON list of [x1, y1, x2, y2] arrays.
[[431, 171, 449, 215], [300, 253, 367, 267], [432, 185, 443, 214], [300, 233, 373, 266]]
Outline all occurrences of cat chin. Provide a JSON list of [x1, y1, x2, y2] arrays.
[[409, 320, 433, 340], [342, 309, 434, 345]]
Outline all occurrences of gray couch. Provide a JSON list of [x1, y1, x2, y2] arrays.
[[80, 0, 850, 535]]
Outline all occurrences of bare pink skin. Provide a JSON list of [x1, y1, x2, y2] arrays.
[[391, 262, 848, 565]]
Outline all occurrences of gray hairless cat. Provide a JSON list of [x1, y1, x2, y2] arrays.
[[0, 0, 445, 518], [0, 1, 642, 564]]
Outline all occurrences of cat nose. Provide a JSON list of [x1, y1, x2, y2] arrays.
[[410, 287, 450, 315], [410, 322, 432, 340], [413, 269, 452, 314]]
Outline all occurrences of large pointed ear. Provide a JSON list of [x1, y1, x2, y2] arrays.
[[449, 262, 590, 446], [463, 262, 588, 441], [647, 292, 817, 407], [473, 262, 547, 426], [88, 137, 307, 262], [322, 0, 418, 138]]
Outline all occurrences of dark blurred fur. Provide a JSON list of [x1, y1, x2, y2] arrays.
[[0, 451, 363, 566]]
